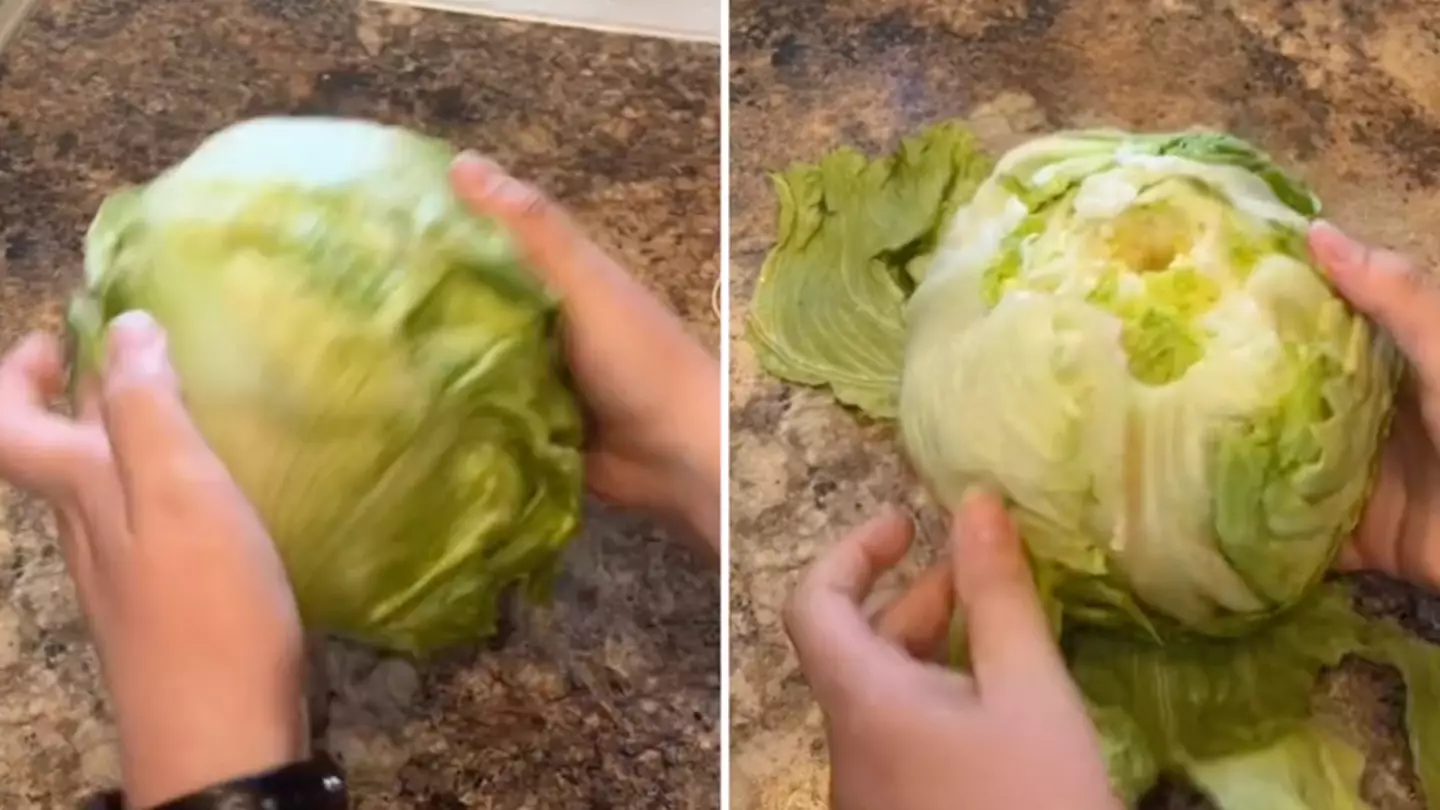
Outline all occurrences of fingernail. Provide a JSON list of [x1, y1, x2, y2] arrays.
[[451, 149, 485, 175], [959, 487, 1002, 548], [451, 151, 508, 196], [888, 505, 918, 536], [1311, 220, 1365, 274], [106, 311, 166, 375]]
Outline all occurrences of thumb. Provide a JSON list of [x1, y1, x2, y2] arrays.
[[950, 489, 1067, 691], [448, 152, 587, 284], [1309, 221, 1440, 389], [101, 311, 225, 509]]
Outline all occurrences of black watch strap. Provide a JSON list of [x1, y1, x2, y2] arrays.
[[83, 753, 348, 810]]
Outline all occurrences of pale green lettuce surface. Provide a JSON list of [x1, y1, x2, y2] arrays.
[[72, 117, 585, 656], [900, 129, 1397, 637], [1188, 723, 1371, 810]]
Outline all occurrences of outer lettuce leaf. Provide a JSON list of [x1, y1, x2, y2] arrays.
[[1067, 584, 1440, 809], [1069, 585, 1367, 765], [1363, 623, 1440, 807], [1155, 132, 1321, 218], [1088, 702, 1161, 806], [1187, 724, 1370, 810], [745, 122, 992, 417]]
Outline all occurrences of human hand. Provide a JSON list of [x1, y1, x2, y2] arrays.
[[449, 155, 721, 560], [1309, 222, 1440, 589], [0, 313, 306, 808], [783, 490, 1120, 810]]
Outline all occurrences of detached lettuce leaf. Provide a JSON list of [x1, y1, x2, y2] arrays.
[[1088, 702, 1161, 806], [1363, 623, 1440, 806], [1187, 724, 1370, 810], [745, 122, 992, 417], [1070, 585, 1367, 765], [1066, 584, 1440, 808]]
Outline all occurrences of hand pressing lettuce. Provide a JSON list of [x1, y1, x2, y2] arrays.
[[753, 124, 1440, 809]]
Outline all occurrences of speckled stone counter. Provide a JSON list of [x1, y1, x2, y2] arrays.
[[0, 1, 720, 807], [728, 1, 1440, 809]]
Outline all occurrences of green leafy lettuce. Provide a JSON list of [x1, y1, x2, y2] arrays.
[[747, 123, 1439, 808], [747, 123, 994, 416], [70, 117, 585, 656]]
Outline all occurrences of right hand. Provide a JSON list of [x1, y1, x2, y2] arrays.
[[783, 490, 1120, 810], [1310, 221, 1440, 589], [449, 155, 722, 560]]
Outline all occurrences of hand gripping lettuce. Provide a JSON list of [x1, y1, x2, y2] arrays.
[[748, 124, 1439, 809], [70, 117, 585, 656]]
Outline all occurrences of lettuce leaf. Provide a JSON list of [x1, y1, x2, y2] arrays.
[[1363, 622, 1440, 806], [1069, 586, 1367, 765], [1067, 584, 1440, 808], [745, 122, 992, 417], [1187, 724, 1370, 810], [1088, 702, 1161, 806]]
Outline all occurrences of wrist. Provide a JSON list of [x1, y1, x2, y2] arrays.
[[119, 705, 309, 808], [89, 753, 344, 810], [111, 655, 309, 807]]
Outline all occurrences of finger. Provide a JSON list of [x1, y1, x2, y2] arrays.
[[1399, 526, 1440, 592], [1309, 221, 1440, 388], [51, 508, 95, 619], [0, 333, 66, 409], [783, 509, 914, 702], [0, 334, 94, 496], [1343, 431, 1408, 578], [1333, 543, 1366, 572], [74, 372, 103, 424], [1395, 477, 1440, 589], [450, 151, 703, 385], [873, 562, 955, 659], [950, 490, 1068, 691], [100, 312, 230, 514], [450, 153, 588, 282]]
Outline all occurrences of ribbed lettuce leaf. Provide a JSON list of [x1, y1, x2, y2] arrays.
[[746, 123, 992, 417]]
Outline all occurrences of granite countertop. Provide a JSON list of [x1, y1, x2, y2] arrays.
[[728, 1, 1440, 809], [0, 1, 720, 807]]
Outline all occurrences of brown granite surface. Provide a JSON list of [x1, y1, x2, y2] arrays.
[[0, 1, 720, 808], [728, 1, 1440, 809]]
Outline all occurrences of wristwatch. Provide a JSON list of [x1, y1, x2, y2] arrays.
[[82, 753, 348, 810]]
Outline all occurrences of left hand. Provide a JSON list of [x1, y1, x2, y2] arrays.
[[783, 490, 1119, 810], [0, 313, 307, 807]]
